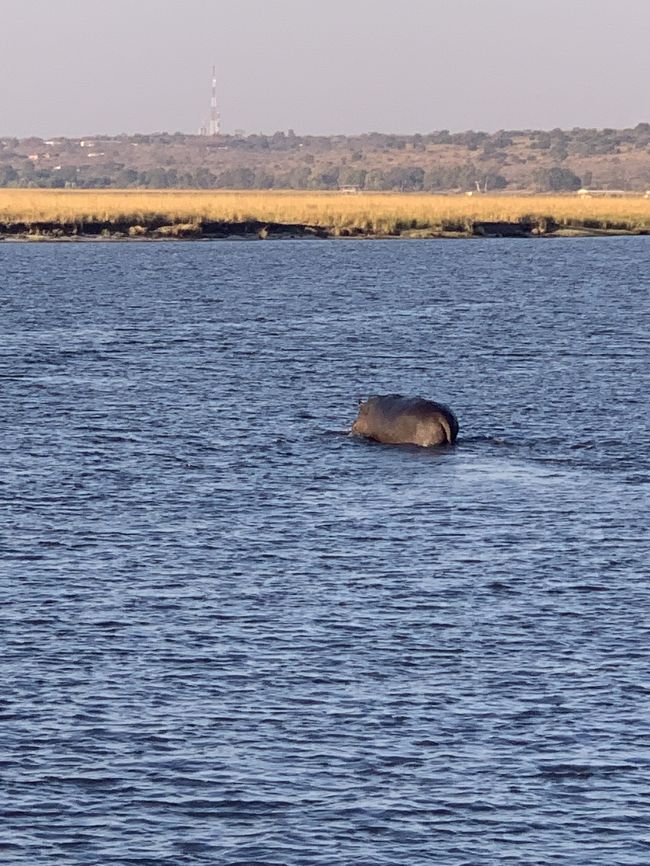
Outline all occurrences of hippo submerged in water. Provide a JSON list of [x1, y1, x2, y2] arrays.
[[351, 394, 459, 448]]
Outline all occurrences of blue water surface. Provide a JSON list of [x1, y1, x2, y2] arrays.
[[1, 237, 650, 865]]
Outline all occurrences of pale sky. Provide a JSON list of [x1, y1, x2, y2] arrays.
[[1, 0, 648, 138]]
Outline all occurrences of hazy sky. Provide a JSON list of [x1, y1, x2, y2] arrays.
[[1, 0, 648, 137]]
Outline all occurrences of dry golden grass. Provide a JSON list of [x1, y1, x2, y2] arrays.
[[1, 188, 650, 233]]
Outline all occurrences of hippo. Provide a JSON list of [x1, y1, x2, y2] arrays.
[[351, 394, 459, 448]]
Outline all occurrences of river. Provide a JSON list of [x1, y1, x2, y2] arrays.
[[2, 237, 650, 865]]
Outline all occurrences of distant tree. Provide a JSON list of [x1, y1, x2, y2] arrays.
[[144, 168, 170, 188], [79, 174, 114, 188], [49, 166, 78, 188], [451, 131, 488, 150], [0, 165, 18, 186], [422, 167, 445, 190], [339, 167, 367, 188], [270, 131, 287, 150], [194, 167, 217, 188], [532, 166, 581, 191], [532, 131, 552, 150], [17, 161, 37, 184], [568, 128, 620, 157], [364, 132, 387, 149], [428, 130, 452, 145], [312, 166, 340, 188], [116, 168, 140, 187], [550, 128, 569, 146], [286, 166, 312, 188], [216, 167, 256, 188], [412, 133, 425, 151], [286, 171, 305, 189], [245, 135, 270, 151], [485, 172, 508, 190], [633, 122, 650, 146], [365, 169, 386, 190], [489, 130, 513, 148], [383, 166, 425, 191], [548, 142, 568, 162], [383, 135, 406, 150], [253, 168, 275, 188], [455, 162, 481, 189]]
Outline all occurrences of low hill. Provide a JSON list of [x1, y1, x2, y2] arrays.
[[1, 125, 649, 192]]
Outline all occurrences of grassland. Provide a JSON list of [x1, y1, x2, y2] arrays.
[[1, 189, 649, 239]]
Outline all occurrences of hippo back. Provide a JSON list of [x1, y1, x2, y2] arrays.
[[352, 394, 459, 447]]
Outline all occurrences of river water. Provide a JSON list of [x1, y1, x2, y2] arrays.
[[1, 238, 650, 865]]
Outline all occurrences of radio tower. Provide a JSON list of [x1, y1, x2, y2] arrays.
[[207, 65, 220, 136]]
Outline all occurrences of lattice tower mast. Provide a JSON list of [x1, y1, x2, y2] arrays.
[[208, 65, 220, 135]]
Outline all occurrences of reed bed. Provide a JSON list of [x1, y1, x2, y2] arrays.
[[1, 189, 650, 234]]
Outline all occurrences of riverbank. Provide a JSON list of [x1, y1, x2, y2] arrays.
[[1, 189, 649, 240], [1, 220, 645, 241]]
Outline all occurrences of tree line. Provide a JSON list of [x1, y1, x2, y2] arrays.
[[0, 162, 585, 192], [101, 123, 649, 154]]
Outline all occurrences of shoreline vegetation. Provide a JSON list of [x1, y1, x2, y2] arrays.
[[1, 189, 650, 241], [4, 126, 650, 193]]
